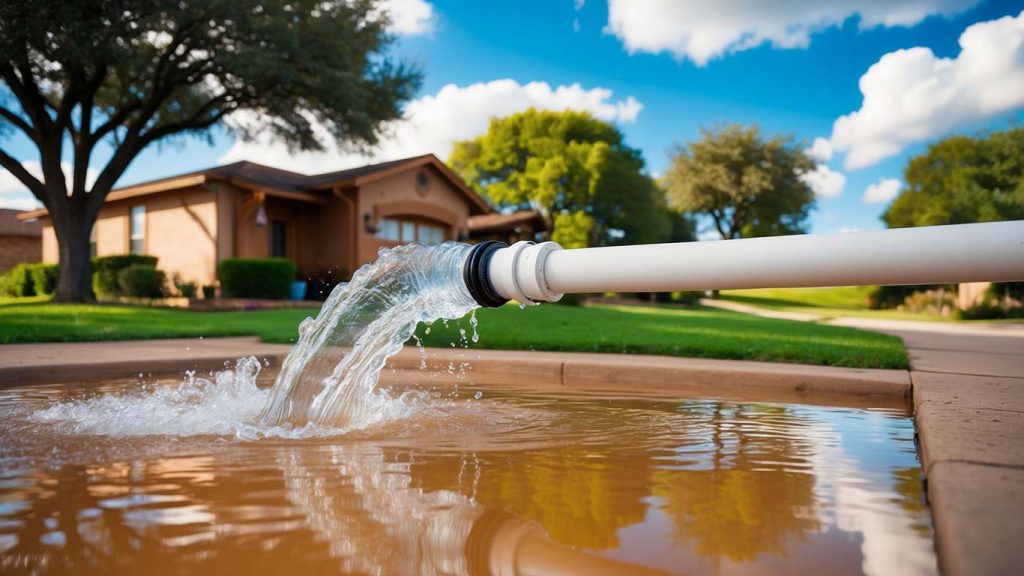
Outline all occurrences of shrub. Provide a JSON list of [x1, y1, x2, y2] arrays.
[[29, 264, 59, 296], [219, 258, 297, 299], [172, 273, 198, 298], [93, 255, 158, 296], [902, 289, 956, 315], [118, 265, 167, 298], [0, 270, 16, 296], [555, 293, 586, 306], [202, 284, 216, 299], [8, 263, 37, 297]]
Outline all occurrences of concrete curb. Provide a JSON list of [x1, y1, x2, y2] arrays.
[[0, 341, 911, 408]]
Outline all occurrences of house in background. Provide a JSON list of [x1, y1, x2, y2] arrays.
[[468, 210, 547, 244], [19, 154, 542, 289], [0, 209, 42, 271]]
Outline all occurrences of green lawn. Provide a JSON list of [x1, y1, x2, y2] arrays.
[[0, 299, 315, 344], [418, 303, 908, 369], [718, 286, 951, 322], [0, 299, 909, 369]]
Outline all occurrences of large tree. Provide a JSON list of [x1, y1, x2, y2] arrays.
[[0, 0, 420, 301], [664, 124, 815, 240], [884, 128, 1024, 228], [448, 108, 669, 248]]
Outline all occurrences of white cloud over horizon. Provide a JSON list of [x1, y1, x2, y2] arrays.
[[801, 163, 846, 199], [604, 0, 979, 66], [831, 11, 1024, 169], [220, 79, 643, 174], [862, 177, 902, 203], [805, 137, 834, 163], [0, 161, 98, 211], [379, 0, 435, 35]]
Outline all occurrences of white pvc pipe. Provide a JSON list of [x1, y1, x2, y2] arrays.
[[487, 221, 1024, 303]]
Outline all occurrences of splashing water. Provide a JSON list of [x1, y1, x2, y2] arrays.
[[260, 242, 477, 429], [31, 242, 480, 438]]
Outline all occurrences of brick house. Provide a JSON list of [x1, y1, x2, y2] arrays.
[[20, 154, 539, 288], [0, 209, 42, 271]]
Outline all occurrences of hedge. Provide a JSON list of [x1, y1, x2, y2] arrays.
[[219, 258, 296, 299], [93, 254, 158, 296], [118, 265, 167, 298], [30, 264, 59, 295], [2, 263, 58, 297], [8, 264, 37, 297]]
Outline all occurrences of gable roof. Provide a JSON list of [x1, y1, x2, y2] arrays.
[[18, 154, 491, 220], [468, 210, 547, 234], [0, 209, 42, 236]]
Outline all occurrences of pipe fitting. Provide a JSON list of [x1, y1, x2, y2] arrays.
[[462, 240, 509, 308], [463, 241, 564, 307]]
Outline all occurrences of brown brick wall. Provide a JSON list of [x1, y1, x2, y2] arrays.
[[0, 235, 42, 271]]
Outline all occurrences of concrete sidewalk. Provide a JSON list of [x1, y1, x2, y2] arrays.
[[880, 328, 1023, 576]]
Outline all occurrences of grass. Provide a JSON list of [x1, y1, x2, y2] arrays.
[[718, 286, 952, 322], [0, 298, 909, 369], [0, 299, 316, 344], [417, 303, 908, 369]]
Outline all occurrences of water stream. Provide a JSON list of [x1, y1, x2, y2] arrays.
[[31, 242, 480, 438]]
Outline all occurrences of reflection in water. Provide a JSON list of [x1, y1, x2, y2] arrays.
[[0, 382, 936, 575]]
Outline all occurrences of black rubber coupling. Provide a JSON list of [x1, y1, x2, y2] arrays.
[[463, 240, 509, 308]]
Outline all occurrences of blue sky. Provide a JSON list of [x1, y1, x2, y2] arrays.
[[2, 0, 1023, 237]]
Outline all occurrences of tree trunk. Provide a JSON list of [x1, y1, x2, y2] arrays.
[[53, 210, 96, 303]]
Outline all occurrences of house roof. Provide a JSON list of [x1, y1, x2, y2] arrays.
[[468, 210, 546, 233], [18, 154, 491, 220], [0, 209, 43, 237]]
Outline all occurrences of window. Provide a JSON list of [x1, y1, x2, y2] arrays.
[[419, 223, 445, 245], [376, 218, 400, 241], [130, 205, 145, 255], [270, 220, 287, 258], [89, 226, 97, 258], [375, 217, 448, 245]]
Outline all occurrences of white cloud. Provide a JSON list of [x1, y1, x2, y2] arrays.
[[220, 79, 643, 173], [805, 137, 834, 163], [378, 0, 435, 35], [0, 161, 99, 210], [604, 0, 978, 65], [831, 11, 1024, 169], [801, 163, 846, 199], [862, 177, 901, 203]]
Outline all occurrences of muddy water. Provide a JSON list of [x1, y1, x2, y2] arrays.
[[0, 375, 936, 575]]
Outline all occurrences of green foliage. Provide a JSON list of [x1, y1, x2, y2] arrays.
[[0, 270, 13, 297], [551, 211, 595, 248], [0, 0, 420, 301], [958, 303, 1024, 320], [885, 128, 1024, 227], [202, 285, 217, 300], [118, 265, 168, 298], [93, 255, 159, 296], [219, 258, 297, 299], [664, 124, 816, 239], [172, 274, 198, 298], [7, 263, 38, 297], [449, 108, 669, 247], [29, 264, 59, 295]]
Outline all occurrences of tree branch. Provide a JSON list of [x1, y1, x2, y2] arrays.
[[0, 146, 44, 198], [0, 105, 34, 140]]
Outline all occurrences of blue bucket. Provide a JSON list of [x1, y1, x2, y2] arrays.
[[290, 280, 307, 301]]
